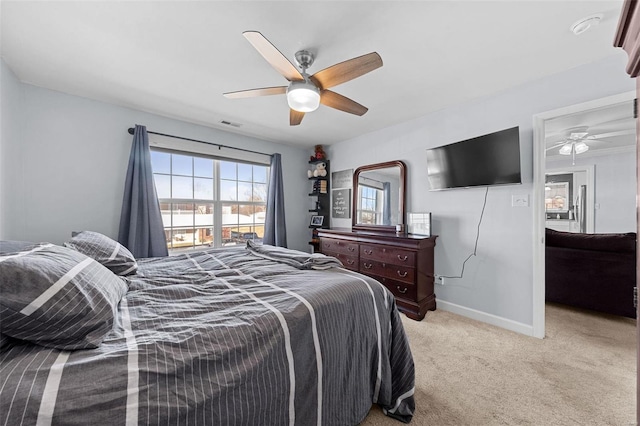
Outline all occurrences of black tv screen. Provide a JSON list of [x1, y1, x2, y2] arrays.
[[426, 126, 521, 190]]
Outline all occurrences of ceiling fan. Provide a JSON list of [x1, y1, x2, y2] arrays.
[[223, 31, 383, 126], [545, 126, 634, 164]]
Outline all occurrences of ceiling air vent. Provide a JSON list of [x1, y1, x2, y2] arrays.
[[219, 120, 242, 128]]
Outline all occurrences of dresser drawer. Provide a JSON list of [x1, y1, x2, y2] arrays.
[[323, 250, 358, 271], [370, 274, 417, 301], [360, 259, 415, 284], [321, 238, 359, 256], [360, 244, 416, 267]]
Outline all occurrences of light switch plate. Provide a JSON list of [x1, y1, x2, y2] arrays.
[[512, 194, 529, 207]]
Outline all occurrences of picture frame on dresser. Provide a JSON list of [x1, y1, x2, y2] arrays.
[[407, 212, 432, 237], [310, 215, 324, 227]]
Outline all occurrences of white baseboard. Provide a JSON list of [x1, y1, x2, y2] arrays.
[[437, 300, 536, 337]]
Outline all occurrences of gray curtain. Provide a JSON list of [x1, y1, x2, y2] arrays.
[[382, 182, 391, 225], [263, 153, 287, 247], [118, 124, 168, 258]]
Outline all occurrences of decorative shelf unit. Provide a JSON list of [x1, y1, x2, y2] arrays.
[[308, 159, 330, 252]]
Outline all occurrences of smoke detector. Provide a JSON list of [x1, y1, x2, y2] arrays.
[[570, 14, 603, 35]]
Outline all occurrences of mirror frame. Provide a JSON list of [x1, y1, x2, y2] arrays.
[[352, 160, 406, 233]]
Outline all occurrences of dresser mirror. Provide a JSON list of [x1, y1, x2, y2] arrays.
[[352, 160, 406, 232]]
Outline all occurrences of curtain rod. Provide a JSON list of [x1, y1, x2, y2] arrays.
[[361, 176, 384, 184], [127, 127, 273, 158]]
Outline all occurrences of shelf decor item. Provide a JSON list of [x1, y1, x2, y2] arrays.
[[407, 212, 431, 236], [332, 189, 351, 218], [310, 215, 324, 227]]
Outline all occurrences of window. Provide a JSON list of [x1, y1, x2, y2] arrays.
[[545, 181, 570, 213], [151, 149, 268, 253], [358, 185, 380, 224]]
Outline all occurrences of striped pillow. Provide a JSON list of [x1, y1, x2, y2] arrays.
[[0, 244, 128, 350], [64, 231, 138, 276]]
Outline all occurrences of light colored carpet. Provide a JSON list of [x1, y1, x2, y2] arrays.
[[361, 303, 636, 425]]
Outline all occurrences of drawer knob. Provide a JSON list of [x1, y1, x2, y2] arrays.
[[397, 270, 408, 278], [346, 259, 354, 265], [397, 255, 408, 261], [397, 286, 408, 294], [363, 263, 373, 269], [348, 246, 355, 252], [364, 249, 373, 255]]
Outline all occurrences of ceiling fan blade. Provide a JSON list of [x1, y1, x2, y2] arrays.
[[586, 129, 635, 139], [545, 141, 567, 151], [290, 109, 305, 126], [320, 90, 368, 116], [311, 52, 382, 90], [223, 86, 287, 99], [243, 31, 303, 82]]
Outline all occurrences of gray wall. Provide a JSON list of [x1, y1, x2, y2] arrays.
[[328, 53, 635, 328], [1, 60, 310, 251], [0, 59, 24, 239]]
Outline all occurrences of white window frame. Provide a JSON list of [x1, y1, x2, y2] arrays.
[[150, 140, 270, 253], [358, 184, 382, 225]]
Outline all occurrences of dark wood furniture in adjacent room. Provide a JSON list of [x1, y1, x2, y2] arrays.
[[545, 228, 637, 318], [318, 228, 437, 320]]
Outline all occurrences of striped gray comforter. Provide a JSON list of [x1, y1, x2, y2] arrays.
[[1, 245, 415, 425]]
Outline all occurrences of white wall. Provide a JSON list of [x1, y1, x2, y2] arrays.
[[547, 149, 636, 233], [0, 59, 24, 239], [328, 54, 635, 330], [2, 61, 310, 251]]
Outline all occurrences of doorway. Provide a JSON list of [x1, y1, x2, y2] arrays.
[[532, 90, 636, 338]]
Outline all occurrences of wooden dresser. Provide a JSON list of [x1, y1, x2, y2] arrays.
[[317, 228, 437, 320]]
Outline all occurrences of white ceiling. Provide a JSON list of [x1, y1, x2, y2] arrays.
[[544, 98, 635, 158], [0, 1, 628, 148]]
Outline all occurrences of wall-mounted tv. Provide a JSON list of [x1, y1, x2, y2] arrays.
[[426, 126, 521, 190]]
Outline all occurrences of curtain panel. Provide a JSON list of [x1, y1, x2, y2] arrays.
[[382, 181, 391, 225], [118, 125, 168, 258], [263, 153, 287, 247]]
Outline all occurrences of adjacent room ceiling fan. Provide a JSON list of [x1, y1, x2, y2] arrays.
[[223, 31, 383, 126], [545, 125, 634, 164]]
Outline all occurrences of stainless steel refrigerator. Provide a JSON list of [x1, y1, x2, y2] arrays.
[[575, 184, 587, 233]]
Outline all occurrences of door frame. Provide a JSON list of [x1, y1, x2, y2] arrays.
[[531, 90, 636, 339]]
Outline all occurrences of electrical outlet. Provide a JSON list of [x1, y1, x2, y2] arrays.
[[435, 275, 444, 285]]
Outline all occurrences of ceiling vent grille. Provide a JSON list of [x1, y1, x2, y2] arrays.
[[219, 120, 242, 128]]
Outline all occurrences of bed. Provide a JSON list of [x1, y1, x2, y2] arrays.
[[0, 232, 415, 425]]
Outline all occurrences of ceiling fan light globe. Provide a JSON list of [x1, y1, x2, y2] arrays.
[[559, 144, 573, 155], [574, 141, 589, 154], [287, 81, 320, 112]]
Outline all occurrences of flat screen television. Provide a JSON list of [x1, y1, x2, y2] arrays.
[[426, 126, 521, 190]]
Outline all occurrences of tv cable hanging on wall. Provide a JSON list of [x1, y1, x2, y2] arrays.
[[439, 186, 489, 281]]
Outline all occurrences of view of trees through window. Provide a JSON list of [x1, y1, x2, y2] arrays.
[[150, 149, 268, 252]]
